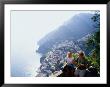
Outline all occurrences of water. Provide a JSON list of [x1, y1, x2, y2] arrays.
[[11, 45, 42, 77], [25, 53, 42, 77], [23, 44, 42, 77]]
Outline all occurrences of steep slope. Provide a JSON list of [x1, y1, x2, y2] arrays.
[[37, 13, 96, 54]]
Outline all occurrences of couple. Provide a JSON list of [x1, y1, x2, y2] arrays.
[[66, 51, 88, 77]]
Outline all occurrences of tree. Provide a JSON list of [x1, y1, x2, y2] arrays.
[[91, 11, 100, 29], [86, 11, 100, 72]]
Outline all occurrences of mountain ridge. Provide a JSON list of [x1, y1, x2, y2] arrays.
[[37, 13, 97, 54]]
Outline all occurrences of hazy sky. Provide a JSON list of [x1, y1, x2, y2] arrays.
[[11, 11, 95, 76]]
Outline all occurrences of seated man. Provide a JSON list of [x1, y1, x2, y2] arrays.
[[74, 51, 88, 77]]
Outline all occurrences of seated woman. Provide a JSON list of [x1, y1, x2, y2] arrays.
[[65, 52, 75, 68], [74, 51, 88, 77]]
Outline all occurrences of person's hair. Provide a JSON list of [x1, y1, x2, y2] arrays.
[[66, 52, 73, 58], [78, 51, 85, 58]]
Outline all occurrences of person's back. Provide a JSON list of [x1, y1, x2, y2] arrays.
[[66, 57, 74, 64], [76, 58, 87, 70], [65, 52, 75, 68], [65, 52, 74, 64]]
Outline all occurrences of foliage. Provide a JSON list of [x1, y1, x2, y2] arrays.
[[85, 11, 100, 72], [85, 56, 100, 72], [72, 53, 78, 60], [91, 11, 100, 29], [72, 53, 100, 72]]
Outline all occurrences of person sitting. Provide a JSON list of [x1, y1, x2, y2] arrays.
[[74, 51, 88, 77], [65, 52, 75, 68]]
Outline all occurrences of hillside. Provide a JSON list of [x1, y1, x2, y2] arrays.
[[37, 13, 96, 54], [35, 13, 100, 77]]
